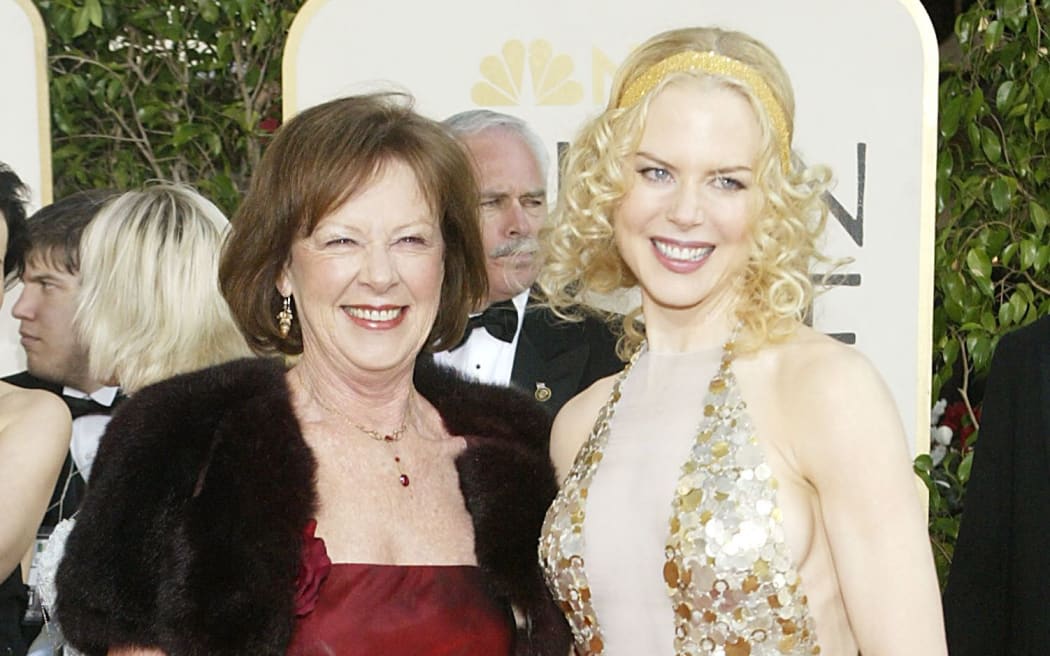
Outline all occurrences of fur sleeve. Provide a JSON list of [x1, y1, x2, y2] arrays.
[[55, 358, 316, 656], [416, 359, 573, 655]]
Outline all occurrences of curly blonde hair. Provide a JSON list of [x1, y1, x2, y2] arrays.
[[539, 27, 833, 356]]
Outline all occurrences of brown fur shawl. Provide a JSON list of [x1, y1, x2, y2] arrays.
[[55, 356, 571, 656]]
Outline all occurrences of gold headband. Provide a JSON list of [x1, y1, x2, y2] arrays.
[[617, 51, 792, 171]]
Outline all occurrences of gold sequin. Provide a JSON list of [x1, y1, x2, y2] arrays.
[[539, 332, 820, 654]]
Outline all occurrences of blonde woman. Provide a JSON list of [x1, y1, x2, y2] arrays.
[[33, 184, 251, 654], [538, 27, 946, 655], [74, 184, 253, 397]]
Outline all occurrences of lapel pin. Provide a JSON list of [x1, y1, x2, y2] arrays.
[[534, 382, 552, 402]]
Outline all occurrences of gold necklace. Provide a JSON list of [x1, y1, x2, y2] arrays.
[[297, 370, 413, 487]]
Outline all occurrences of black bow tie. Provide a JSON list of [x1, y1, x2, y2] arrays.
[[63, 394, 117, 419], [460, 299, 518, 346]]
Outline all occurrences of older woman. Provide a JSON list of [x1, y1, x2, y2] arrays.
[[538, 27, 946, 655], [0, 163, 71, 656], [54, 94, 569, 656]]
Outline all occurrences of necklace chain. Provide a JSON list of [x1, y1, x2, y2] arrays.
[[296, 369, 412, 487]]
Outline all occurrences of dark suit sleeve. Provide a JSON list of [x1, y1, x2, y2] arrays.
[[942, 332, 1019, 656]]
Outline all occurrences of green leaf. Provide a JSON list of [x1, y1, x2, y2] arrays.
[[72, 6, 91, 37], [1001, 242, 1018, 266], [956, 12, 975, 45], [965, 87, 986, 120], [200, 0, 220, 23], [981, 126, 1002, 163], [172, 123, 199, 147], [941, 94, 964, 139], [980, 309, 997, 332], [958, 450, 974, 483], [85, 0, 103, 27], [1019, 238, 1039, 269], [1037, 244, 1050, 273], [998, 299, 1013, 326], [984, 19, 1004, 51], [1009, 291, 1028, 324], [1031, 202, 1049, 238], [996, 80, 1015, 112], [989, 176, 1012, 212], [966, 247, 992, 280]]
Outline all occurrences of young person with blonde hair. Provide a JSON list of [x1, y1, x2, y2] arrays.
[[538, 27, 946, 655], [74, 184, 252, 395]]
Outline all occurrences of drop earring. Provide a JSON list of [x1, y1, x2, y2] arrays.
[[277, 295, 294, 338]]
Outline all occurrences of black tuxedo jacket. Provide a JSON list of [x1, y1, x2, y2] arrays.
[[509, 301, 623, 417], [943, 314, 1050, 655]]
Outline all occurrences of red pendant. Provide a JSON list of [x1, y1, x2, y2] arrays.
[[399, 474, 410, 486]]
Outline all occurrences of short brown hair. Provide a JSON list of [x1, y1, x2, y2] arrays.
[[220, 93, 487, 355]]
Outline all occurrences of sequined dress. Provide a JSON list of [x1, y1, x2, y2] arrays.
[[539, 339, 820, 655]]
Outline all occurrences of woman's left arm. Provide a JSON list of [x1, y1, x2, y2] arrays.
[[0, 389, 71, 577], [795, 347, 946, 656]]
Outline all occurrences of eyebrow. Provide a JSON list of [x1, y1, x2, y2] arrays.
[[25, 272, 62, 284], [634, 151, 753, 174], [481, 189, 547, 200]]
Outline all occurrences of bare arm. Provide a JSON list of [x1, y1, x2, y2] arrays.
[[0, 387, 71, 577], [791, 346, 946, 655], [549, 375, 615, 483]]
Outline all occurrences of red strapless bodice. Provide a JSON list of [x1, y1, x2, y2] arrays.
[[287, 563, 514, 655]]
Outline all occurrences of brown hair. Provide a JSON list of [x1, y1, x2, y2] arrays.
[[220, 93, 487, 355]]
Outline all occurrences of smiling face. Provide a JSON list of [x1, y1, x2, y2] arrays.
[[614, 79, 763, 326], [277, 159, 445, 376], [461, 128, 547, 304]]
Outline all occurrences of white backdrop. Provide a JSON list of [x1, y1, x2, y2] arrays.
[[294, 0, 938, 454], [0, 0, 49, 376]]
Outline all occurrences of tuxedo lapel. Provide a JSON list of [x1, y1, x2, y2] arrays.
[[511, 306, 590, 412]]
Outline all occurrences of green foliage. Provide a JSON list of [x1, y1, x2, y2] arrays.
[[36, 0, 300, 214], [919, 0, 1050, 586]]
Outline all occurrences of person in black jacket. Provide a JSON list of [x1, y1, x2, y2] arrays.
[[943, 313, 1050, 655], [437, 110, 624, 416]]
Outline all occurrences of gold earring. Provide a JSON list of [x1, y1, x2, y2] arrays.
[[277, 295, 293, 338]]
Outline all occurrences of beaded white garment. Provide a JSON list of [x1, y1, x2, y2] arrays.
[[539, 336, 821, 655]]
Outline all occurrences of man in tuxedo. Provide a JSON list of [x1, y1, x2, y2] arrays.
[[943, 313, 1050, 654], [6, 190, 121, 521], [436, 110, 623, 416]]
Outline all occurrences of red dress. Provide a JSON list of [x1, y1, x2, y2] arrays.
[[287, 563, 515, 655]]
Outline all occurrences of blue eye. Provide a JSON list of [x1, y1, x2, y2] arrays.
[[639, 167, 672, 183], [714, 176, 746, 191]]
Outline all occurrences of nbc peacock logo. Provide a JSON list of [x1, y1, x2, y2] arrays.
[[471, 39, 584, 106]]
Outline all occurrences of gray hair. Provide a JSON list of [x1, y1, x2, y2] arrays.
[[442, 109, 549, 179]]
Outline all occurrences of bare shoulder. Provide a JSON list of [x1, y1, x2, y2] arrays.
[[0, 382, 71, 443], [755, 326, 907, 477], [549, 374, 617, 483], [769, 326, 892, 412]]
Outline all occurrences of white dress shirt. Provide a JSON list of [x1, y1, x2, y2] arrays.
[[63, 385, 120, 481], [433, 290, 528, 385]]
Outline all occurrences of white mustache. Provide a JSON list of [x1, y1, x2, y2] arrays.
[[490, 237, 539, 259]]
